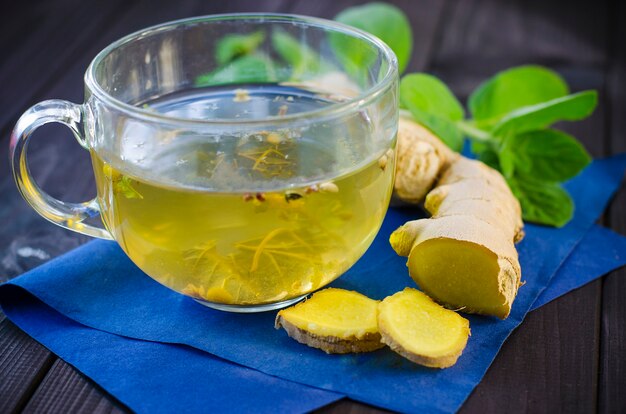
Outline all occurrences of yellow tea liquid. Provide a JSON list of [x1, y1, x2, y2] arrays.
[[91, 85, 395, 306]]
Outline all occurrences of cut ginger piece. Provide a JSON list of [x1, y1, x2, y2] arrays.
[[275, 288, 384, 354], [391, 115, 523, 319], [378, 288, 470, 368]]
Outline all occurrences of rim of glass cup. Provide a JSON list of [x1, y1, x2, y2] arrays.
[[84, 13, 398, 127]]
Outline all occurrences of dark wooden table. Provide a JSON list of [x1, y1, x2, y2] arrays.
[[1, 0, 624, 412]]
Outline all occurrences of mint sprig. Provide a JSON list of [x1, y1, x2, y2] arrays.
[[401, 66, 595, 227]]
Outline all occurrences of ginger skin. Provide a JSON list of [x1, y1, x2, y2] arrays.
[[391, 115, 524, 319], [394, 117, 458, 202]]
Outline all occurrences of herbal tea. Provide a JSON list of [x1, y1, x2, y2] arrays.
[[91, 85, 395, 306]]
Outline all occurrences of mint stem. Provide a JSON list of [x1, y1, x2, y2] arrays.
[[457, 121, 492, 143]]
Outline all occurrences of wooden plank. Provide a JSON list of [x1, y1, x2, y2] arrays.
[[0, 0, 129, 132], [463, 287, 602, 413], [425, 1, 609, 413], [599, 0, 626, 412], [0, 314, 55, 414], [22, 359, 127, 414], [429, 0, 607, 100]]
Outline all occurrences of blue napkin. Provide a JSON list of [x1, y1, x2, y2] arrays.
[[531, 224, 626, 310], [2, 224, 625, 413], [2, 290, 343, 413], [1, 155, 625, 413]]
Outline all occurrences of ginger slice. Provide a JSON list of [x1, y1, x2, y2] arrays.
[[275, 288, 384, 354], [378, 288, 470, 368]]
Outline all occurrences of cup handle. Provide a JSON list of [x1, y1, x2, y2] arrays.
[[10, 99, 113, 240]]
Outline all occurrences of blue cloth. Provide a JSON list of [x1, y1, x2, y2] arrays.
[[1, 155, 626, 413], [2, 290, 343, 413], [2, 224, 625, 413], [531, 225, 626, 310]]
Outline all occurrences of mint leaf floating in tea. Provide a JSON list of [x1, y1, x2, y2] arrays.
[[215, 30, 266, 65], [115, 176, 143, 200], [101, 164, 143, 199], [334, 2, 413, 73]]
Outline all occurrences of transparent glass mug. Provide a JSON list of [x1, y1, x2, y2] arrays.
[[10, 14, 398, 312]]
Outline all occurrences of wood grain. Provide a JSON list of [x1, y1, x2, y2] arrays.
[[599, 0, 626, 412], [0, 0, 129, 132], [22, 359, 127, 414], [0, 317, 54, 414]]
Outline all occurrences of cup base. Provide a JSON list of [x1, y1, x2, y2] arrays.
[[193, 294, 307, 313]]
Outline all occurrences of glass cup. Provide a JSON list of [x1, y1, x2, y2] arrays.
[[10, 14, 398, 312]]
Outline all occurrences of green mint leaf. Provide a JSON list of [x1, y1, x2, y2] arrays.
[[478, 147, 500, 170], [115, 176, 143, 199], [400, 73, 464, 121], [215, 31, 266, 65], [508, 175, 573, 227], [498, 137, 516, 178], [493, 91, 598, 136], [404, 104, 464, 151], [195, 54, 276, 87], [334, 2, 412, 73], [399, 73, 464, 151], [271, 29, 333, 79], [469, 65, 569, 125], [501, 129, 591, 182], [470, 140, 500, 170]]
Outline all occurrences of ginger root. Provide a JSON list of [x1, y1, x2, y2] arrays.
[[391, 115, 523, 319], [378, 288, 470, 368], [394, 116, 458, 202], [275, 288, 383, 354]]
